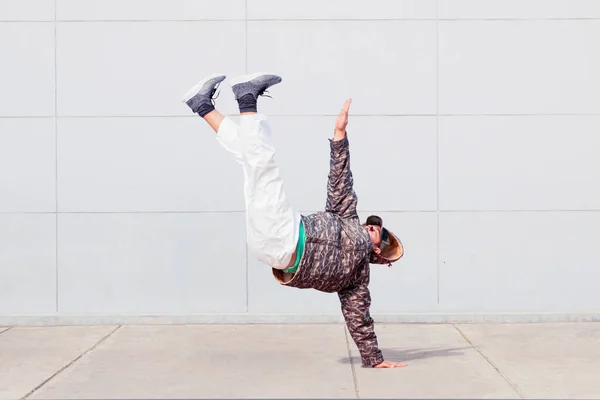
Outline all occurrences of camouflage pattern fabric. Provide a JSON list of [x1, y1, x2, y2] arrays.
[[274, 136, 385, 367]]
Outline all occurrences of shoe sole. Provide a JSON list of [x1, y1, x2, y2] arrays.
[[181, 73, 226, 103], [230, 72, 281, 88]]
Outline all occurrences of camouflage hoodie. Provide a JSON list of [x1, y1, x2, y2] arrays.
[[272, 136, 385, 367]]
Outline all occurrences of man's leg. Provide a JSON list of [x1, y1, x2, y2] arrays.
[[203, 110, 245, 165], [182, 72, 300, 269], [207, 111, 298, 270], [182, 74, 244, 164], [230, 74, 301, 269]]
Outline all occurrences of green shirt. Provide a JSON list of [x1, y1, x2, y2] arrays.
[[282, 221, 305, 274]]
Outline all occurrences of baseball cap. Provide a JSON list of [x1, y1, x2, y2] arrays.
[[365, 215, 404, 263]]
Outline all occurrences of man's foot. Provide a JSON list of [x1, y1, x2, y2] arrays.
[[182, 73, 226, 117], [230, 73, 282, 113]]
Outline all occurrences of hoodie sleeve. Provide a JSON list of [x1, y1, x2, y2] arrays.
[[338, 282, 384, 367], [325, 136, 358, 221]]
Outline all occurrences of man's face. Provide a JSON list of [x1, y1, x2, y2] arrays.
[[365, 224, 382, 254]]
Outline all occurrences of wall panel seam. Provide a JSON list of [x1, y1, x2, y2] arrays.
[[54, 0, 59, 313], [436, 0, 441, 305]]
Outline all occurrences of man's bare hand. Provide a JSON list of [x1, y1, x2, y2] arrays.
[[333, 98, 352, 141], [373, 360, 407, 369]]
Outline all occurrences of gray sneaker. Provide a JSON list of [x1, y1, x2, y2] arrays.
[[230, 73, 282, 113], [181, 73, 226, 117]]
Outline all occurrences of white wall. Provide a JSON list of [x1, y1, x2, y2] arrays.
[[1, 0, 600, 324]]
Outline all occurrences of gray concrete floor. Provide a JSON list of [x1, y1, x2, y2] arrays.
[[1, 323, 599, 399]]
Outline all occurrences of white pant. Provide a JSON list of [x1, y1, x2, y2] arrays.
[[216, 115, 301, 269]]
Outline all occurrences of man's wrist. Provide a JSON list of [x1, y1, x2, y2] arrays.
[[333, 129, 346, 141]]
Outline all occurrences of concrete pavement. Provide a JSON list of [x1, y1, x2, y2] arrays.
[[1, 322, 599, 399]]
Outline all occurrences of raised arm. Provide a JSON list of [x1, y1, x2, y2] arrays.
[[325, 99, 358, 220]]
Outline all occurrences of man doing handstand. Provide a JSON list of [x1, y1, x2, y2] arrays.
[[182, 73, 405, 368]]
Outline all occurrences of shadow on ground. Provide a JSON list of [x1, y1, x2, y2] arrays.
[[338, 347, 470, 364]]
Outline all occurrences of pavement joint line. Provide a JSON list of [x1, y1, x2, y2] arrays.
[[343, 326, 360, 399], [454, 324, 525, 399], [0, 327, 12, 335], [20, 325, 122, 400]]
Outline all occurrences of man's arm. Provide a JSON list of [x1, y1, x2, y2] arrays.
[[325, 99, 358, 220], [338, 282, 407, 368], [338, 283, 383, 367]]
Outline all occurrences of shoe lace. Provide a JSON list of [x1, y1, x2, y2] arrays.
[[258, 87, 273, 99], [210, 82, 222, 105]]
